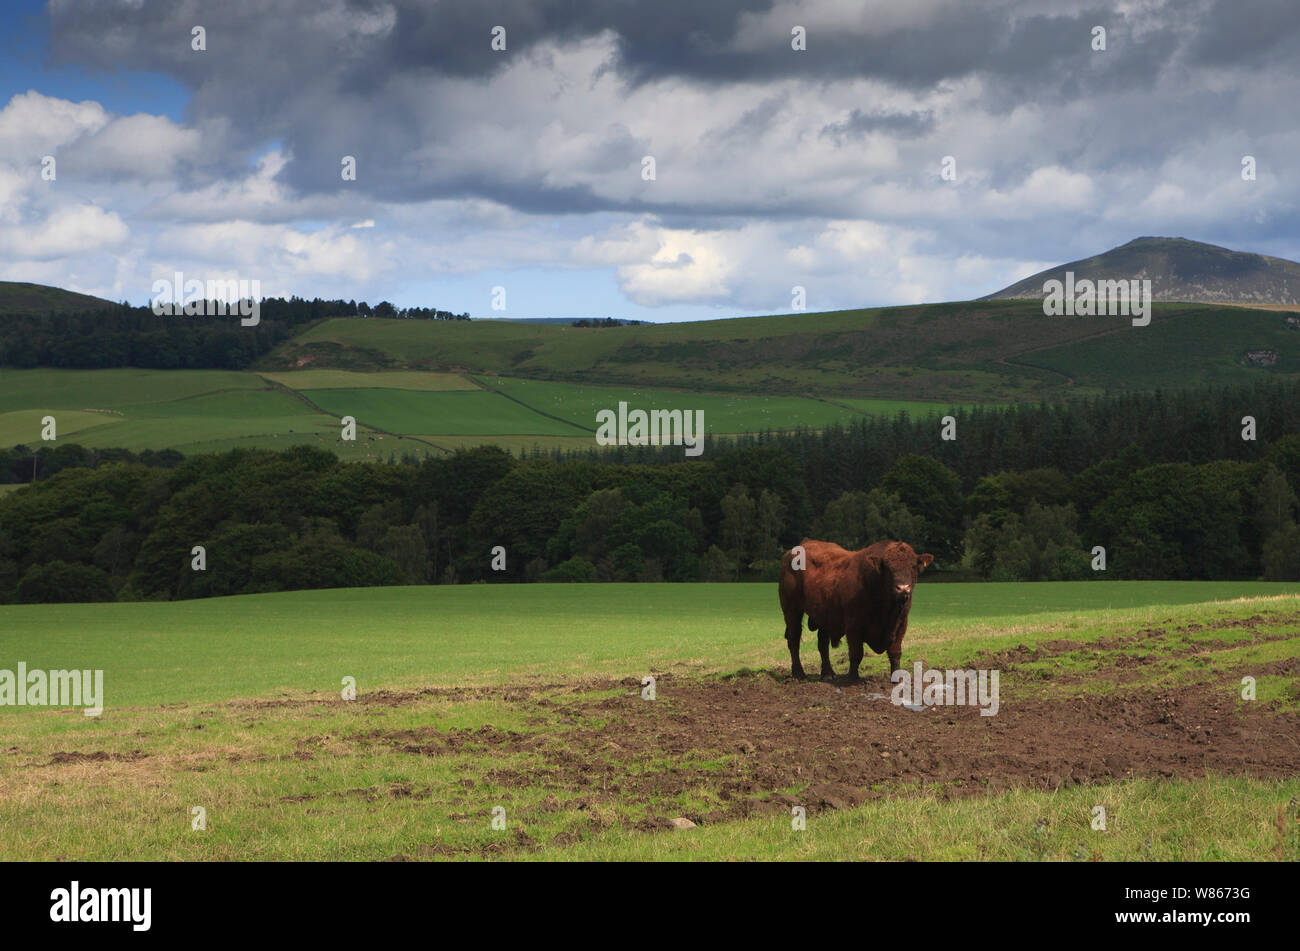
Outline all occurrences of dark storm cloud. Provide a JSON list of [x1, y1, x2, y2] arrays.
[[350, 0, 1182, 97], [820, 107, 936, 143], [48, 1, 1224, 103], [1191, 0, 1300, 66]]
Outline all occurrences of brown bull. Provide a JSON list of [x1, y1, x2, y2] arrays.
[[779, 538, 933, 682]]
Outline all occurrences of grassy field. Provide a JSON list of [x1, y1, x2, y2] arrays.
[[0, 368, 264, 412], [272, 300, 1300, 401], [259, 370, 478, 391], [479, 377, 958, 432], [1028, 307, 1300, 389], [0, 580, 1293, 706], [0, 368, 543, 458], [0, 368, 391, 458], [0, 366, 968, 458], [1, 582, 1297, 861], [0, 409, 123, 447], [300, 388, 591, 436]]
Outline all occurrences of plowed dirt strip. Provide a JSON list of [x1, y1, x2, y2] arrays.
[[368, 668, 1298, 856]]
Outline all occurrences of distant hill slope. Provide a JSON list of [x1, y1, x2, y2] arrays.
[[985, 237, 1300, 307], [0, 281, 117, 315], [267, 298, 1300, 401], [8, 272, 1300, 403]]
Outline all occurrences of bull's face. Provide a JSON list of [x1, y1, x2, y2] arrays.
[[865, 546, 934, 605]]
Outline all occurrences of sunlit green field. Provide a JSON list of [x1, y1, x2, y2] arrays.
[[281, 301, 1297, 399], [301, 388, 590, 436], [0, 368, 263, 412], [2, 581, 1294, 708], [480, 377, 957, 433], [0, 366, 967, 459], [259, 370, 478, 391], [1, 582, 1297, 861], [0, 368, 381, 457]]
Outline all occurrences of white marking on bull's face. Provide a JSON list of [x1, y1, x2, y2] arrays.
[[881, 548, 921, 602]]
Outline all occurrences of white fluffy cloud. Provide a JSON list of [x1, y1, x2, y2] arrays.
[[0, 91, 107, 161], [0, 202, 129, 260], [67, 112, 203, 179], [577, 217, 1044, 311]]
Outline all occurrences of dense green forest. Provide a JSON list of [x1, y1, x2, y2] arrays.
[[0, 297, 468, 370], [0, 444, 184, 483], [2, 379, 1297, 602]]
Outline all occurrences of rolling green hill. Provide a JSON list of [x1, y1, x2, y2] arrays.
[[0, 367, 952, 457], [0, 369, 391, 459], [5, 297, 1293, 459], [268, 299, 1300, 401], [478, 376, 957, 432], [5, 248, 1299, 457], [0, 281, 117, 315]]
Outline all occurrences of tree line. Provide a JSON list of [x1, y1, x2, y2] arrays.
[[1, 377, 1298, 602], [569, 318, 645, 328], [0, 444, 184, 484], [0, 296, 469, 370]]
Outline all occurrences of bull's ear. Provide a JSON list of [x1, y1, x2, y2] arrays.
[[917, 553, 934, 572]]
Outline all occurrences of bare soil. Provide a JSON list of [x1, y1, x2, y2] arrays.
[[373, 662, 1298, 858]]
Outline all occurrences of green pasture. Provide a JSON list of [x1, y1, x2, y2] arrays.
[[0, 582, 1297, 861], [0, 369, 386, 456], [259, 370, 478, 391], [1028, 307, 1300, 390], [280, 301, 1297, 401], [6, 366, 971, 455], [301, 388, 590, 436], [1, 581, 1295, 710], [0, 368, 262, 413], [0, 409, 121, 446], [479, 377, 961, 433]]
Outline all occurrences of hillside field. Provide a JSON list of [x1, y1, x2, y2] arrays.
[[0, 367, 962, 459], [272, 300, 1300, 401], [5, 296, 1297, 460], [1, 581, 1297, 860]]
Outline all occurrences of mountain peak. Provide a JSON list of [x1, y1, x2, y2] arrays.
[[985, 238, 1300, 307]]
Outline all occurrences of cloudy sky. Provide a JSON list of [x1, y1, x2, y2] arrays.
[[1, 0, 1296, 321]]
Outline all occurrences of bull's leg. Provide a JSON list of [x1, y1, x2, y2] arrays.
[[785, 614, 806, 680], [888, 618, 909, 678], [817, 631, 835, 682], [847, 633, 864, 683]]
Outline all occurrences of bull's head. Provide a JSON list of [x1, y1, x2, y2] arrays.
[[863, 543, 934, 605]]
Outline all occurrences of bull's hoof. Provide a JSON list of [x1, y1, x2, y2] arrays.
[[791, 670, 808, 681], [819, 671, 836, 683]]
